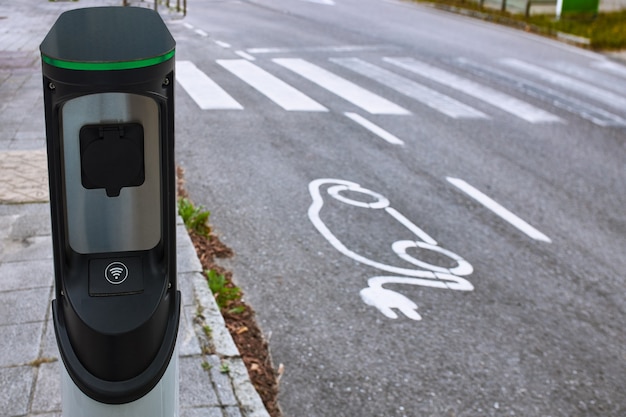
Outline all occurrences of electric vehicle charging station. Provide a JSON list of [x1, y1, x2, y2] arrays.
[[40, 7, 180, 416]]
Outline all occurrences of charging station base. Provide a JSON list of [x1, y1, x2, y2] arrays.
[[60, 344, 179, 417]]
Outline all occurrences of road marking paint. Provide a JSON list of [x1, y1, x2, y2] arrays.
[[392, 240, 473, 276], [274, 58, 410, 115], [446, 177, 551, 243], [333, 58, 488, 119], [247, 45, 383, 54], [194, 29, 208, 37], [308, 178, 475, 321], [548, 61, 626, 94], [235, 50, 256, 61], [247, 47, 292, 54], [344, 112, 404, 145], [309, 179, 449, 277], [384, 207, 437, 246], [300, 0, 335, 4], [384, 57, 561, 123], [183, 22, 194, 30], [455, 58, 626, 127], [217, 59, 327, 111], [176, 61, 243, 110], [592, 60, 626, 79], [214, 40, 231, 48], [501, 58, 626, 111]]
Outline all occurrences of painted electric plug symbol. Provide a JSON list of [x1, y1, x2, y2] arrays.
[[308, 179, 474, 321]]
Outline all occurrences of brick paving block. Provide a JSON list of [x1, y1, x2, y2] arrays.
[[0, 258, 54, 292], [226, 358, 271, 417], [207, 355, 238, 406], [0, 150, 49, 203], [0, 214, 18, 240], [31, 361, 61, 414], [40, 319, 60, 360], [9, 210, 52, 239], [0, 287, 50, 325], [179, 271, 196, 308], [1, 235, 52, 262], [13, 130, 45, 141], [0, 321, 44, 367], [0, 365, 35, 416], [179, 356, 219, 408], [27, 413, 61, 417], [223, 406, 244, 417], [8, 139, 46, 151], [180, 406, 224, 417], [178, 305, 202, 357]]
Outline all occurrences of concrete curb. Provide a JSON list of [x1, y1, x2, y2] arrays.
[[177, 219, 271, 417]]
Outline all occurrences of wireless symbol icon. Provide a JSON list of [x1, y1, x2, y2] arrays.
[[105, 262, 129, 285]]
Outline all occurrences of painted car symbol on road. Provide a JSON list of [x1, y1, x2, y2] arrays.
[[308, 178, 474, 321]]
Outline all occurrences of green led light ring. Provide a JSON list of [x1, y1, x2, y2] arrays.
[[42, 49, 175, 70]]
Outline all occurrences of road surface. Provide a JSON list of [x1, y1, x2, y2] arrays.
[[171, 1, 626, 415]]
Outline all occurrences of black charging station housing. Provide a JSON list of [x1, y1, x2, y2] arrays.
[[40, 7, 180, 404]]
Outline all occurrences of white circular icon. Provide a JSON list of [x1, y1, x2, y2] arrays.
[[327, 184, 390, 209], [105, 262, 129, 285]]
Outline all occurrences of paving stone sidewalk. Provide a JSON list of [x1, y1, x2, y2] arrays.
[[0, 0, 269, 416]]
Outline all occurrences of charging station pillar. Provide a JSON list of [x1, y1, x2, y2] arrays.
[[40, 7, 179, 416]]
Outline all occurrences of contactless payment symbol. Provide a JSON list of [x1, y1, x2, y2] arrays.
[[105, 262, 129, 285]]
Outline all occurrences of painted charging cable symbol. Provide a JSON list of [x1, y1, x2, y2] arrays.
[[308, 179, 474, 321]]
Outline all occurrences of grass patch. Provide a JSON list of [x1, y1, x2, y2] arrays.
[[178, 197, 211, 238], [415, 0, 626, 50], [206, 269, 245, 313], [530, 10, 626, 49]]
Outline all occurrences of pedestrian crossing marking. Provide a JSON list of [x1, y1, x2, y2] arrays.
[[332, 57, 488, 119], [592, 61, 626, 79], [217, 59, 328, 112], [501, 58, 626, 111], [548, 61, 626, 95], [176, 57, 622, 128], [273, 58, 411, 115], [455, 58, 626, 127], [384, 57, 562, 124], [176, 60, 243, 110]]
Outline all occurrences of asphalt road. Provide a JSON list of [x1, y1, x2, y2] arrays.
[[171, 1, 626, 415]]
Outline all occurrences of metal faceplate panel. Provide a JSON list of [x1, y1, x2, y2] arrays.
[[62, 93, 161, 254]]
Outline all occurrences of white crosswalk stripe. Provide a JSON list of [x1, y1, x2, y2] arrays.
[[176, 60, 243, 110], [177, 57, 622, 128], [273, 58, 410, 115], [548, 61, 626, 95], [592, 60, 626, 79], [501, 58, 626, 111], [384, 57, 562, 123], [331, 57, 488, 119], [454, 58, 626, 127], [217, 59, 327, 112]]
